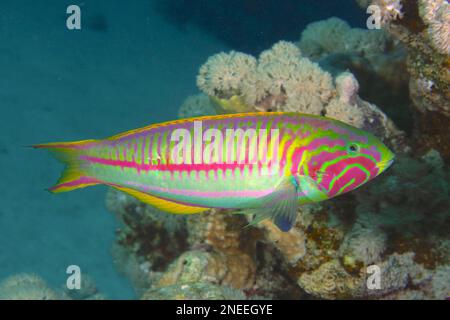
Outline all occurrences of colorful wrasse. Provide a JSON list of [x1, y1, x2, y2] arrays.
[[34, 112, 394, 232]]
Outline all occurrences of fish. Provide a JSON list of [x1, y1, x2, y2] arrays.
[[33, 112, 395, 232]]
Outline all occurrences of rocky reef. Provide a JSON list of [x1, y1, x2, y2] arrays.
[[0, 273, 104, 300], [103, 11, 449, 300], [106, 149, 449, 300], [355, 0, 450, 160]]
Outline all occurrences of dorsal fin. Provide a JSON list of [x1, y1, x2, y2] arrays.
[[113, 186, 209, 214]]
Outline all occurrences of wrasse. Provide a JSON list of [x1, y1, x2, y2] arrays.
[[34, 112, 395, 232]]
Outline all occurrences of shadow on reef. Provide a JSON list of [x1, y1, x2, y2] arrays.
[[152, 0, 367, 54]]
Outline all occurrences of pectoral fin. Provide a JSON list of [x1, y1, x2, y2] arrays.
[[241, 176, 300, 232], [239, 175, 330, 232]]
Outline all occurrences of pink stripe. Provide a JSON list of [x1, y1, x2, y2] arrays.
[[80, 155, 259, 174], [125, 181, 272, 199]]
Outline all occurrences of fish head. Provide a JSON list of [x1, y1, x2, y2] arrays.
[[302, 119, 395, 199]]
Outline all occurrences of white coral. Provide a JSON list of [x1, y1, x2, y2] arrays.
[[197, 51, 257, 98], [197, 41, 336, 115], [298, 17, 351, 59], [325, 72, 365, 127], [339, 223, 387, 265], [335, 72, 360, 105], [367, 252, 425, 297], [326, 98, 366, 128], [255, 41, 335, 114], [430, 265, 450, 299], [0, 274, 61, 300], [299, 17, 389, 59], [258, 40, 302, 66]]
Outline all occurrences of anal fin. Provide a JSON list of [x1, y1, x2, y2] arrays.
[[113, 186, 209, 214]]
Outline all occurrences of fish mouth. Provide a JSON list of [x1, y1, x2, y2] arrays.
[[378, 158, 395, 172]]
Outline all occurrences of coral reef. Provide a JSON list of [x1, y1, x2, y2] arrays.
[[155, 250, 255, 290], [141, 282, 247, 300], [105, 146, 449, 300], [0, 273, 106, 300], [298, 17, 391, 60], [351, 151, 449, 278], [371, 0, 405, 26], [419, 0, 450, 55], [339, 222, 387, 266], [197, 41, 333, 114], [106, 188, 188, 272], [107, 192, 306, 299], [106, 151, 448, 300], [0, 274, 61, 300], [298, 259, 366, 299], [102, 13, 449, 300], [356, 0, 450, 160], [299, 17, 412, 133], [106, 188, 190, 296], [196, 40, 406, 152]]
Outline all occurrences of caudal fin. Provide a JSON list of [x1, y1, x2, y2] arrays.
[[32, 140, 100, 193]]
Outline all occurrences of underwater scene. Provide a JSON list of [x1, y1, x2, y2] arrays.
[[0, 0, 449, 301]]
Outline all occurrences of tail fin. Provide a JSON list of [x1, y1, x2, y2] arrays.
[[32, 140, 101, 193]]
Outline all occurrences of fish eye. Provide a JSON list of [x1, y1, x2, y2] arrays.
[[348, 143, 359, 153]]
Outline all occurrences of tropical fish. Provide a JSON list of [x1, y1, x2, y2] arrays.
[[33, 112, 395, 232]]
